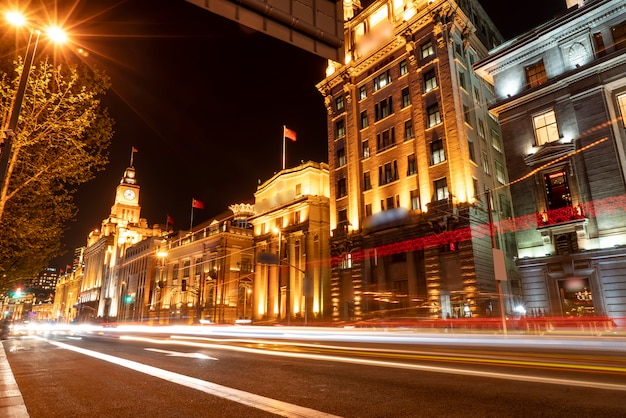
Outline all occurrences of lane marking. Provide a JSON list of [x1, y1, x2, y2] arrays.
[[124, 335, 626, 392], [144, 348, 217, 360], [39, 338, 340, 418]]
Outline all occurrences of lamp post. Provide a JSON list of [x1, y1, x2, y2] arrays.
[[0, 13, 67, 223]]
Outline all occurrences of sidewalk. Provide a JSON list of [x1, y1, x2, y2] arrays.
[[0, 341, 28, 417]]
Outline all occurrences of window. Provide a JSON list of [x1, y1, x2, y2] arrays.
[[491, 128, 502, 152], [473, 86, 480, 103], [482, 151, 490, 174], [463, 105, 472, 126], [172, 264, 179, 280], [618, 93, 626, 128], [454, 42, 463, 56], [421, 40, 434, 59], [183, 260, 190, 278], [545, 169, 572, 210], [401, 87, 411, 108], [360, 110, 369, 129], [376, 128, 395, 152], [337, 178, 347, 198], [468, 138, 476, 163], [335, 119, 346, 138], [365, 203, 372, 217], [459, 71, 466, 90], [525, 60, 547, 88], [362, 139, 370, 158], [359, 85, 367, 100], [373, 70, 392, 92], [295, 183, 302, 195], [337, 147, 346, 167], [335, 95, 344, 112], [410, 189, 420, 210], [404, 119, 414, 140], [613, 21, 626, 51], [427, 103, 441, 127], [478, 119, 486, 138], [375, 96, 393, 120], [363, 171, 372, 190], [495, 160, 506, 184], [386, 196, 396, 210], [533, 110, 559, 145], [593, 32, 606, 57], [379, 161, 399, 185], [430, 139, 445, 165], [399, 59, 408, 76], [407, 154, 417, 175], [423, 69, 437, 92], [338, 209, 348, 226], [434, 178, 449, 201], [472, 178, 480, 200], [195, 258, 203, 276]]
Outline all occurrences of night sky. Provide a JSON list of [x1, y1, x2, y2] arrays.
[[51, 0, 567, 267]]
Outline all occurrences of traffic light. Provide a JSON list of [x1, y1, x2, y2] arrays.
[[14, 287, 22, 298], [125, 294, 133, 304]]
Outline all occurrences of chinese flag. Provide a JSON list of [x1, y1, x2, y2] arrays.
[[167, 214, 174, 225], [284, 126, 297, 142], [132, 146, 138, 152], [192, 198, 204, 209]]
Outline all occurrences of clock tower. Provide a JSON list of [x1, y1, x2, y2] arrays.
[[110, 165, 141, 225]]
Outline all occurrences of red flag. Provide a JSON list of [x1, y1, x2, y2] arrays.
[[192, 198, 204, 209], [132, 146, 138, 152], [284, 126, 297, 142], [167, 214, 174, 225]]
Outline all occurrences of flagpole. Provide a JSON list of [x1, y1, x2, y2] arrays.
[[130, 147, 134, 167], [282, 125, 286, 170], [190, 199, 194, 234]]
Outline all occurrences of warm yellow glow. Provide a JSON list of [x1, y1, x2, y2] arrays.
[[5, 11, 26, 26], [157, 250, 168, 258], [369, 5, 388, 28], [46, 26, 67, 43]]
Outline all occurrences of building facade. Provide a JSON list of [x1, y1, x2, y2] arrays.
[[76, 163, 162, 321], [475, 0, 626, 324], [251, 161, 331, 322], [316, 0, 519, 321]]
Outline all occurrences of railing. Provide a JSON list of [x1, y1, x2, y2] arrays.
[[536, 205, 585, 226]]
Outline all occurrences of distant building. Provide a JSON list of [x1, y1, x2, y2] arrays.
[[475, 0, 626, 323], [316, 0, 518, 321]]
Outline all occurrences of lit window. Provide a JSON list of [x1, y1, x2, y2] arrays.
[[399, 59, 408, 76], [491, 128, 502, 152], [434, 178, 449, 201], [359, 85, 367, 100], [495, 160, 506, 184], [410, 189, 420, 210], [424, 69, 437, 92], [335, 96, 344, 112], [533, 110, 559, 145], [373, 70, 392, 92], [421, 41, 434, 59], [525, 60, 547, 88], [362, 139, 370, 158], [544, 169, 572, 211], [617, 93, 626, 128], [427, 103, 441, 127], [430, 139, 445, 165]]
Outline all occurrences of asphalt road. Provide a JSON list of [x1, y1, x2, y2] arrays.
[[3, 328, 626, 417]]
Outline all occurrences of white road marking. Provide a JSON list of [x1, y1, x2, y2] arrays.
[[39, 338, 340, 418], [144, 348, 217, 360]]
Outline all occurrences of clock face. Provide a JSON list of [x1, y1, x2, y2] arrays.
[[123, 189, 136, 200]]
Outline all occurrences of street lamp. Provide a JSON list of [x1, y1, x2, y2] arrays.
[[0, 12, 67, 222]]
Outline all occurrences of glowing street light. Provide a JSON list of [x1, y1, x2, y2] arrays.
[[0, 11, 67, 223]]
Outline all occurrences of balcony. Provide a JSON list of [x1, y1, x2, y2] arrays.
[[536, 205, 586, 227]]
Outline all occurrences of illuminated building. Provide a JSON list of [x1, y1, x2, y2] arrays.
[[251, 161, 331, 322], [52, 252, 83, 323], [77, 161, 162, 321], [475, 0, 626, 324], [317, 0, 518, 320]]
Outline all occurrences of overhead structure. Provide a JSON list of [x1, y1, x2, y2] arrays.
[[186, 0, 344, 61]]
